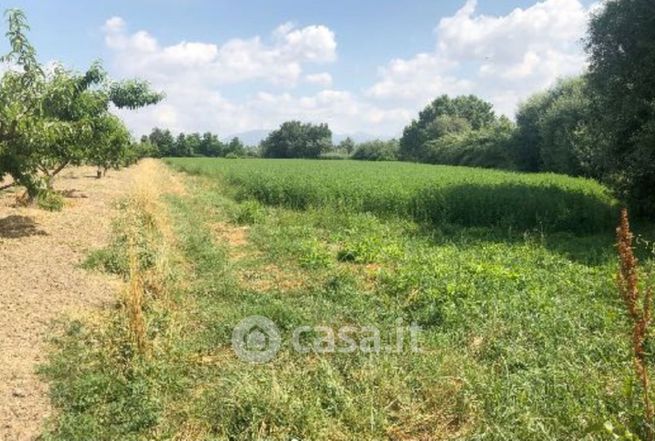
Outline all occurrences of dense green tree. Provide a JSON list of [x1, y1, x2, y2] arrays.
[[145, 129, 237, 158], [424, 117, 517, 169], [134, 136, 159, 159], [399, 95, 496, 161], [351, 139, 398, 161], [586, 0, 655, 214], [514, 95, 546, 172], [148, 128, 175, 157], [174, 133, 189, 157], [225, 137, 246, 157], [185, 133, 202, 157], [199, 132, 224, 157], [260, 121, 332, 158], [514, 77, 592, 175], [86, 114, 132, 177], [337, 137, 355, 155]]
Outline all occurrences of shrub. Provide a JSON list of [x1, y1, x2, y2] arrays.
[[36, 190, 64, 211], [423, 118, 517, 170], [351, 140, 398, 161], [260, 121, 332, 158], [229, 200, 265, 225]]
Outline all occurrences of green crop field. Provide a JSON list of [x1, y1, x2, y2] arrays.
[[42, 158, 655, 440], [167, 158, 618, 233]]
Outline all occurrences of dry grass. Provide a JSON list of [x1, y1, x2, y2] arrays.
[[114, 159, 186, 354], [616, 208, 654, 439], [0, 165, 139, 440]]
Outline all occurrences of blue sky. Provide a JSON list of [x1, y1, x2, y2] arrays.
[[2, 0, 596, 138]]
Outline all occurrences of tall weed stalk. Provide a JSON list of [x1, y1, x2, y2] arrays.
[[617, 208, 654, 439]]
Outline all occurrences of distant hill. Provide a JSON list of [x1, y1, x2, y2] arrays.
[[222, 129, 271, 146], [333, 132, 384, 144], [225, 129, 390, 146]]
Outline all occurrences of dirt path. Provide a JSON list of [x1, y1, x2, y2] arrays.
[[0, 160, 165, 441]]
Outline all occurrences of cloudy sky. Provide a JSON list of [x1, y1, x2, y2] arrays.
[[3, 0, 596, 138]]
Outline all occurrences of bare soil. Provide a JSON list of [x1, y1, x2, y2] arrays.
[[0, 161, 162, 441]]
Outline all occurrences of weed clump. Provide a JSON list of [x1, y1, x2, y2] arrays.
[[36, 190, 64, 211]]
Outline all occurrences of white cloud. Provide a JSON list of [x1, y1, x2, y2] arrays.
[[113, 86, 409, 138], [279, 24, 337, 63], [105, 0, 594, 139], [104, 17, 337, 86], [104, 17, 406, 137], [367, 53, 473, 101], [305, 72, 333, 87], [241, 90, 411, 135], [368, 0, 591, 115]]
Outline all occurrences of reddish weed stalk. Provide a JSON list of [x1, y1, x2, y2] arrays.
[[617, 208, 653, 438]]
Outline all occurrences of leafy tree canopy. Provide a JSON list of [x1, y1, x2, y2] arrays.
[[586, 0, 655, 214], [351, 139, 399, 161], [399, 95, 496, 161], [260, 121, 332, 158], [515, 77, 592, 175]]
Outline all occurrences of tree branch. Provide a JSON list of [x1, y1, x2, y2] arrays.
[[50, 160, 70, 178]]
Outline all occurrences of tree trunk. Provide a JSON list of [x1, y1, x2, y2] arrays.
[[45, 161, 70, 188], [50, 161, 69, 178]]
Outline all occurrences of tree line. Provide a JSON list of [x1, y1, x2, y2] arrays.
[[140, 128, 250, 158], [138, 122, 400, 161]]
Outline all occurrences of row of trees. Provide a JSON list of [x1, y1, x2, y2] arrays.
[[138, 121, 399, 161], [0, 10, 163, 200], [141, 128, 248, 158], [396, 0, 655, 216], [258, 122, 400, 161]]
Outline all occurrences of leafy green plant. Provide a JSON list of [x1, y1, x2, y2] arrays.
[[298, 237, 332, 269], [229, 200, 266, 225], [35, 190, 64, 211]]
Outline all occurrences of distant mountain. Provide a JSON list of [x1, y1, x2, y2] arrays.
[[333, 132, 385, 144], [225, 129, 391, 146], [223, 129, 271, 146]]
